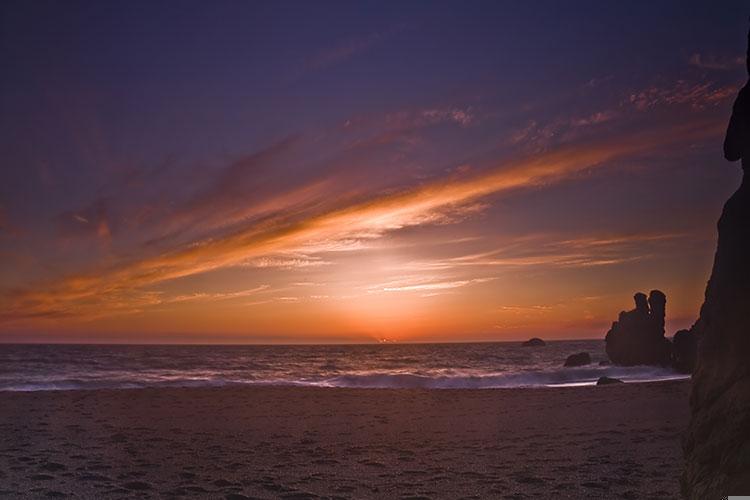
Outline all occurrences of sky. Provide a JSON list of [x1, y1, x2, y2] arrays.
[[1, 1, 749, 343]]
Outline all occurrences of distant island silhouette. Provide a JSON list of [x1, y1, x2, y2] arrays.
[[682, 23, 750, 498]]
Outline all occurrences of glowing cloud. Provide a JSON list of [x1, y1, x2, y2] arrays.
[[0, 116, 722, 325]]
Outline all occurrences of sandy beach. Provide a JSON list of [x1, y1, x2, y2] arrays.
[[0, 380, 689, 499]]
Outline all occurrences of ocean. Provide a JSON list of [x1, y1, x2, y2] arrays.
[[0, 340, 688, 392]]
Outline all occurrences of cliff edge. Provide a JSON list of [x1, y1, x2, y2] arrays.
[[681, 28, 750, 498]]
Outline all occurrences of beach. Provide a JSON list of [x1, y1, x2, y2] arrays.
[[0, 380, 689, 499]]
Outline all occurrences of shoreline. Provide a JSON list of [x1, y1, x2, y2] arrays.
[[0, 374, 691, 394], [1, 380, 690, 498]]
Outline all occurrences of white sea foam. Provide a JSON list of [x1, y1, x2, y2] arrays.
[[314, 366, 688, 389]]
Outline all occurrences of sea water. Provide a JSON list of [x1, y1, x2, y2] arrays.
[[0, 341, 688, 391]]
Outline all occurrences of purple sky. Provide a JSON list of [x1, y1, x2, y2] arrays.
[[1, 1, 749, 343]]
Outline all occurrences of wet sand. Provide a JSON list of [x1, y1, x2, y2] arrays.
[[0, 380, 689, 499]]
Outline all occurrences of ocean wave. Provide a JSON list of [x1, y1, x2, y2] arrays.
[[0, 378, 240, 392], [316, 366, 689, 389], [0, 342, 690, 392]]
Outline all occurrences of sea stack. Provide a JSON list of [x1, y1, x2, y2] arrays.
[[563, 352, 591, 367], [522, 337, 546, 347], [604, 290, 671, 366], [682, 26, 750, 498], [596, 376, 623, 385]]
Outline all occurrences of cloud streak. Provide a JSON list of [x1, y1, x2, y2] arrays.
[[0, 116, 723, 323], [307, 26, 403, 71], [626, 80, 739, 111], [688, 53, 745, 71], [396, 233, 688, 272], [368, 276, 496, 293]]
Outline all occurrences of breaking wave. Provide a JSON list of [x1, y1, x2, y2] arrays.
[[0, 342, 689, 392], [316, 365, 688, 389]]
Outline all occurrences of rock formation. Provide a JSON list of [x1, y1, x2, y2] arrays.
[[671, 329, 697, 374], [604, 290, 672, 366], [522, 337, 546, 347], [682, 26, 750, 499], [563, 352, 590, 367], [596, 376, 623, 385]]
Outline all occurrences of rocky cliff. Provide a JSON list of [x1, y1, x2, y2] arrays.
[[681, 33, 750, 497], [682, 174, 750, 498]]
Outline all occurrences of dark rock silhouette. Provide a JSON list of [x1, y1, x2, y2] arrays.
[[682, 25, 750, 499], [563, 352, 591, 367], [649, 290, 666, 333], [604, 290, 671, 366], [598, 360, 611, 366], [671, 329, 697, 374], [522, 337, 546, 347], [596, 376, 623, 385]]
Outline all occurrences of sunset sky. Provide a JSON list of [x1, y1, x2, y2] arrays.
[[1, 1, 749, 343]]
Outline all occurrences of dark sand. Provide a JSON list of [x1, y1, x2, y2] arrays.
[[0, 381, 689, 499]]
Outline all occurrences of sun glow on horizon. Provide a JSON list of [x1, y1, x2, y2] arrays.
[[0, 2, 743, 344]]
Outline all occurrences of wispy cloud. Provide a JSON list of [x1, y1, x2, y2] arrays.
[[626, 80, 739, 111], [583, 75, 614, 89], [396, 233, 689, 272], [570, 110, 618, 127], [167, 285, 270, 304], [241, 256, 331, 269], [688, 53, 744, 71], [56, 198, 112, 243], [507, 108, 619, 151], [343, 106, 477, 138], [156, 137, 316, 238], [308, 26, 403, 71], [383, 108, 476, 128], [368, 276, 496, 293], [0, 116, 722, 323]]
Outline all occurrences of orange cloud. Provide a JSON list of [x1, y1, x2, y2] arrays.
[[626, 80, 740, 111], [395, 232, 688, 272], [0, 117, 723, 324]]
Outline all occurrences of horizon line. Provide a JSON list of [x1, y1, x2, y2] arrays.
[[0, 337, 609, 347]]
